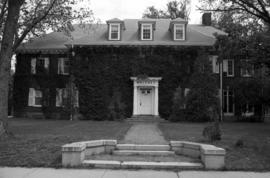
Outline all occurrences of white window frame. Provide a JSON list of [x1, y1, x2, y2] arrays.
[[56, 88, 68, 107], [141, 23, 152, 40], [174, 24, 185, 40], [223, 89, 234, 116], [58, 58, 69, 75], [209, 55, 219, 73], [109, 23, 120, 40], [223, 59, 234, 77], [31, 57, 49, 74], [28, 88, 42, 107]]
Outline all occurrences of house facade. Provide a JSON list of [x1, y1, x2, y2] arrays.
[[14, 14, 262, 121]]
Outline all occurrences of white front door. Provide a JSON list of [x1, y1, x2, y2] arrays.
[[138, 88, 153, 115]]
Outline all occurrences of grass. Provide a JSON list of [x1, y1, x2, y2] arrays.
[[0, 118, 131, 167], [159, 122, 270, 171]]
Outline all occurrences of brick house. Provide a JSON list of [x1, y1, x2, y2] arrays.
[[14, 14, 261, 120]]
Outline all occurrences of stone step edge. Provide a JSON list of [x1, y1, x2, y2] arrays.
[[113, 150, 175, 156], [116, 144, 170, 151], [83, 160, 203, 169]]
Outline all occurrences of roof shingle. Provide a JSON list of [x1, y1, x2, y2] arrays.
[[17, 19, 226, 53]]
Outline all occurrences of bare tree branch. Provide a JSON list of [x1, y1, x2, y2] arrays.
[[13, 0, 57, 50]]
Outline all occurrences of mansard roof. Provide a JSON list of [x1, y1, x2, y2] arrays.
[[17, 19, 226, 54]]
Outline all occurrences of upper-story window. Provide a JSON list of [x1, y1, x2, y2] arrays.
[[141, 24, 152, 40], [174, 24, 185, 40], [223, 59, 234, 77], [58, 58, 69, 75], [109, 24, 120, 40], [31, 57, 49, 74]]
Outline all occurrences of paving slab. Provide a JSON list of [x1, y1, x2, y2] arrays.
[[178, 171, 270, 178], [123, 123, 167, 144], [1, 167, 270, 178]]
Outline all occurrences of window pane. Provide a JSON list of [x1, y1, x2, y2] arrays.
[[63, 59, 69, 74], [175, 25, 184, 40], [228, 60, 233, 75], [228, 94, 233, 113], [143, 29, 151, 39], [142, 24, 152, 40], [110, 25, 119, 40], [35, 97, 42, 106]]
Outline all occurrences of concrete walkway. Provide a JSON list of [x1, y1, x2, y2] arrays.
[[123, 123, 167, 144], [1, 167, 270, 178]]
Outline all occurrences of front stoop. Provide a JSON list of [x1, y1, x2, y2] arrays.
[[62, 140, 226, 170], [82, 160, 203, 170]]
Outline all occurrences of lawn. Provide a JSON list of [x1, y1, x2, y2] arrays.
[[159, 122, 270, 171], [0, 118, 131, 167]]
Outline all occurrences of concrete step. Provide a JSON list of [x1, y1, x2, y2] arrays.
[[82, 160, 203, 170], [113, 150, 175, 156], [116, 144, 170, 151], [126, 116, 168, 123]]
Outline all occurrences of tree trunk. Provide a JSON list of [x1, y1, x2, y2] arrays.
[[0, 0, 24, 137]]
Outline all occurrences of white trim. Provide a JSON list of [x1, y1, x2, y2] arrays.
[[174, 24, 185, 40], [58, 58, 69, 75], [209, 55, 219, 73], [141, 23, 152, 40], [131, 77, 161, 116], [31, 58, 36, 74], [109, 23, 120, 40], [28, 88, 42, 107], [224, 59, 234, 77]]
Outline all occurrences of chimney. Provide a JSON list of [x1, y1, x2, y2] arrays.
[[202, 13, 211, 26]]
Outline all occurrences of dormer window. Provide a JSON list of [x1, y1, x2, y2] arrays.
[[169, 18, 187, 41], [106, 18, 125, 41], [174, 24, 185, 40], [109, 24, 120, 40], [141, 24, 152, 40]]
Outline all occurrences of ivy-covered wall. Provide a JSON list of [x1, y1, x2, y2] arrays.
[[13, 53, 69, 117], [72, 46, 206, 119]]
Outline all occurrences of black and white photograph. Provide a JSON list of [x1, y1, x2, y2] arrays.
[[0, 0, 269, 177]]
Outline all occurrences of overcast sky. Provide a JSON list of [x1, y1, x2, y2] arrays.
[[83, 0, 203, 24]]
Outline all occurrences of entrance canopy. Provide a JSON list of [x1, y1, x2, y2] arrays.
[[130, 77, 162, 116]]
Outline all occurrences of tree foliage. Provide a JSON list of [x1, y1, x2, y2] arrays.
[[199, 0, 270, 27], [0, 0, 93, 136], [143, 0, 191, 19]]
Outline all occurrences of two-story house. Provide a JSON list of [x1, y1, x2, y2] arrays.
[[16, 14, 258, 121]]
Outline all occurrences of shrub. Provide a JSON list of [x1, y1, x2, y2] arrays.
[[235, 139, 244, 148], [202, 122, 221, 142]]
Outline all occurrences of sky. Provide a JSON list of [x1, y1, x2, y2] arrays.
[[80, 0, 204, 24]]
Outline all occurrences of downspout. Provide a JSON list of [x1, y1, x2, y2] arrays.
[[70, 39, 75, 121], [219, 56, 223, 122]]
